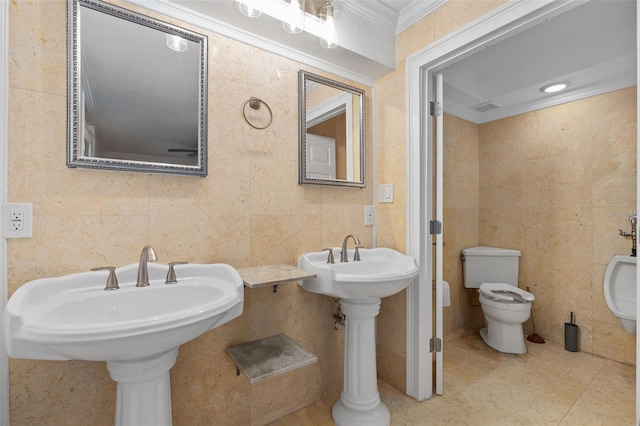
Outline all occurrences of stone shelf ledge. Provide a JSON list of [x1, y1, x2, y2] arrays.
[[226, 334, 318, 384], [236, 264, 315, 289]]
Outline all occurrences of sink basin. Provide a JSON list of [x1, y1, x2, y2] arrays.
[[4, 262, 243, 361], [297, 247, 419, 299], [4, 261, 244, 425]]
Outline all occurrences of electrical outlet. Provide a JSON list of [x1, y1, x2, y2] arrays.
[[364, 205, 374, 226], [10, 210, 24, 231], [3, 203, 33, 238]]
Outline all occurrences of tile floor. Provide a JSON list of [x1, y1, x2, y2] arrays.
[[271, 327, 636, 425]]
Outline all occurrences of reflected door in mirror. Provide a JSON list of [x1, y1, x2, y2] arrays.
[[299, 71, 365, 187]]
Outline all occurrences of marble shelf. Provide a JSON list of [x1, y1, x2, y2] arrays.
[[226, 334, 318, 384], [236, 264, 316, 289]]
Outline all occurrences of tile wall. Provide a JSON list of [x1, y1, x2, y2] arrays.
[[478, 87, 637, 365], [7, 0, 372, 424]]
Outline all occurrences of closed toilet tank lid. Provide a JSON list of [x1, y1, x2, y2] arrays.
[[462, 246, 521, 257]]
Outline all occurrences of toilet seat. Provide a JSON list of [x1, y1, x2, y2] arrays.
[[479, 282, 534, 303]]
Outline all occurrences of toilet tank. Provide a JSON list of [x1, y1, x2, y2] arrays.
[[461, 246, 521, 289]]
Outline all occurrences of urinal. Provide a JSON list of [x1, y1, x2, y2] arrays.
[[604, 255, 637, 334]]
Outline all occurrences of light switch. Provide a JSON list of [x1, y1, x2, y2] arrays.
[[379, 184, 394, 203]]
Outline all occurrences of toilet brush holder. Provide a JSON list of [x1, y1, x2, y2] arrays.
[[564, 312, 579, 352]]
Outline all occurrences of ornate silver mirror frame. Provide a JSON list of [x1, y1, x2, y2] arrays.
[[67, 0, 208, 176], [298, 71, 365, 188]]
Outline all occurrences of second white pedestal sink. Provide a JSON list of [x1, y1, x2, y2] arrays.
[[4, 262, 244, 425], [298, 247, 418, 426]]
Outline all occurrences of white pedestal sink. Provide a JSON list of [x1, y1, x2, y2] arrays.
[[298, 247, 418, 426], [4, 262, 244, 426]]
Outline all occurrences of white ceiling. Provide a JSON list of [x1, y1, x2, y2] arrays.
[[440, 0, 637, 123], [368, 0, 636, 123]]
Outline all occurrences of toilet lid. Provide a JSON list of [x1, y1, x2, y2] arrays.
[[479, 282, 534, 303]]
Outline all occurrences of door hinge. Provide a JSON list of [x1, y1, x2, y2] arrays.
[[430, 220, 442, 235], [430, 101, 442, 117], [430, 337, 442, 353]]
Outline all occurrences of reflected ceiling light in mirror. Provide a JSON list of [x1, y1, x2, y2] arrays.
[[319, 0, 337, 48], [540, 81, 570, 93], [282, 0, 305, 33], [166, 34, 188, 52], [234, 0, 262, 17]]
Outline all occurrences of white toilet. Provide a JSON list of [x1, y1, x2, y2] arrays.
[[462, 246, 534, 354]]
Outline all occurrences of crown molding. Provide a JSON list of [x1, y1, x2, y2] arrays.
[[338, 0, 450, 35], [336, 0, 398, 32], [396, 0, 449, 34]]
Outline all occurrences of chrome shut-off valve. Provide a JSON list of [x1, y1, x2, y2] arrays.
[[619, 214, 637, 257]]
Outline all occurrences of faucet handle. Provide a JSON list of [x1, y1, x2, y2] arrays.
[[91, 266, 119, 291], [321, 248, 335, 264], [353, 245, 364, 261], [166, 261, 189, 284]]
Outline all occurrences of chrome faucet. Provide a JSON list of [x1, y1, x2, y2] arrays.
[[136, 245, 158, 287], [340, 234, 361, 262], [619, 214, 637, 257]]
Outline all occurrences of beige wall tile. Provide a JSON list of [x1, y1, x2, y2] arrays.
[[591, 86, 637, 124], [396, 16, 435, 64], [9, 358, 115, 426], [477, 88, 636, 362], [7, 1, 373, 424], [591, 321, 636, 365], [171, 351, 252, 425], [250, 364, 321, 426], [8, 0, 66, 95], [433, 0, 508, 41]]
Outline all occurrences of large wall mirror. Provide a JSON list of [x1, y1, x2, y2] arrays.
[[67, 0, 208, 176], [298, 71, 365, 188]]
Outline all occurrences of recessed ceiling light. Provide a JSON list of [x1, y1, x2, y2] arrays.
[[540, 82, 570, 93]]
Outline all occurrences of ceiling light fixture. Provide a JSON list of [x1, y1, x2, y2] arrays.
[[540, 82, 570, 93], [319, 0, 337, 48], [234, 0, 337, 48], [282, 0, 305, 33], [234, 0, 263, 18], [166, 34, 188, 52]]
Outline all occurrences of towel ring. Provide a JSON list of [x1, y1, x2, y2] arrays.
[[242, 97, 273, 130]]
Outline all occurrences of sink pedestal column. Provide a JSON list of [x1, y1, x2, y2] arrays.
[[332, 298, 389, 426], [106, 348, 179, 426]]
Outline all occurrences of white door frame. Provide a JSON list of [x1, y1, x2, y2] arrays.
[[636, 3, 640, 424], [0, 0, 9, 423], [404, 0, 613, 401]]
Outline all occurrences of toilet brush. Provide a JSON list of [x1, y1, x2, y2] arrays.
[[526, 286, 545, 344]]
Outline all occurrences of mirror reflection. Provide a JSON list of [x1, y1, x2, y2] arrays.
[[299, 71, 365, 187], [68, 0, 208, 176]]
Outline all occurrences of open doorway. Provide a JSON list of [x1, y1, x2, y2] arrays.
[[405, 2, 638, 416]]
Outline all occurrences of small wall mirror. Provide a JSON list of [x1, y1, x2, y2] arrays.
[[298, 71, 365, 187], [67, 0, 208, 176]]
